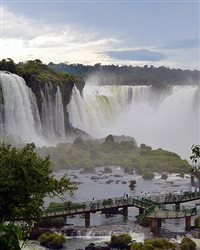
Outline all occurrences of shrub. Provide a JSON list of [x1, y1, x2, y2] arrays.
[[38, 232, 66, 247], [38, 233, 49, 244], [144, 238, 176, 249], [142, 170, 155, 180], [131, 242, 143, 250], [104, 166, 112, 173], [137, 214, 151, 227], [181, 237, 196, 250], [143, 243, 154, 250], [161, 173, 168, 180], [109, 233, 132, 248], [194, 216, 200, 228], [120, 233, 132, 245]]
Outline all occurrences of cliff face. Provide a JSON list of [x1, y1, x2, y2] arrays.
[[17, 60, 85, 133]]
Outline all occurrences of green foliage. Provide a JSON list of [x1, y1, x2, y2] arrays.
[[194, 216, 200, 228], [142, 170, 155, 180], [131, 242, 143, 250], [104, 134, 114, 144], [38, 232, 66, 246], [0, 58, 16, 73], [181, 237, 196, 250], [131, 238, 176, 250], [37, 137, 190, 177], [0, 143, 76, 222], [144, 238, 175, 249], [111, 234, 117, 241], [120, 233, 132, 245], [102, 199, 113, 207], [137, 214, 151, 227], [104, 166, 112, 173], [49, 62, 200, 86], [0, 223, 22, 250], [109, 233, 132, 248]]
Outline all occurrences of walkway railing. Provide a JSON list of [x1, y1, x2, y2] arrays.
[[43, 191, 200, 219]]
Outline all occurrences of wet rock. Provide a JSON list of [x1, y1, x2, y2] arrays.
[[105, 179, 114, 184], [85, 243, 110, 250], [113, 174, 122, 178], [29, 228, 51, 240], [41, 242, 63, 249], [62, 227, 78, 236]]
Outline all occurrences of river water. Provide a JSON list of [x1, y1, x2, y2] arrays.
[[24, 166, 200, 249]]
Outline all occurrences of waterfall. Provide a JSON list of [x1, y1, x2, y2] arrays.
[[55, 86, 65, 138], [67, 84, 199, 159], [0, 72, 66, 145], [0, 72, 43, 144]]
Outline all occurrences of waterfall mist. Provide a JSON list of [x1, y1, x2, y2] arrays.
[[68, 83, 199, 159]]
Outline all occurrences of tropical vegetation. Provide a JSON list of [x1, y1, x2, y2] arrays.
[[38, 135, 191, 178]]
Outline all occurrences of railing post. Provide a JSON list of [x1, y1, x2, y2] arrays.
[[85, 212, 90, 228]]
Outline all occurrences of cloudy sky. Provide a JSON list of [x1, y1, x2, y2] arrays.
[[1, 0, 199, 69]]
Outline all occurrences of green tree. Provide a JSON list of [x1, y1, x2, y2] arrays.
[[0, 143, 76, 222], [191, 145, 200, 165]]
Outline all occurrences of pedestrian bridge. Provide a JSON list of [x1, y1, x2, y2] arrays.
[[42, 191, 199, 233]]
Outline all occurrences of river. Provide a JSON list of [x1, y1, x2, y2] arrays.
[[24, 166, 200, 249]]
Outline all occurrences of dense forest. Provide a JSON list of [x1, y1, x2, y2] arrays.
[[38, 135, 190, 178], [48, 62, 200, 86]]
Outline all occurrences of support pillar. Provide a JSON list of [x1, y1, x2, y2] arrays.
[[150, 218, 161, 235], [85, 212, 90, 228], [191, 175, 195, 186], [185, 216, 191, 231], [157, 218, 162, 228], [122, 206, 128, 223], [139, 207, 144, 215], [175, 203, 180, 211], [123, 207, 128, 216], [64, 216, 67, 225]]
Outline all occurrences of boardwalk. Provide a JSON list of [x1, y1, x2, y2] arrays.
[[42, 191, 199, 233], [43, 191, 200, 218]]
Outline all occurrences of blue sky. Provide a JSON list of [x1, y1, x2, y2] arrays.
[[1, 0, 199, 69]]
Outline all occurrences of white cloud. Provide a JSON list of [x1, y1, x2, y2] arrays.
[[1, 6, 120, 64], [1, 6, 198, 69]]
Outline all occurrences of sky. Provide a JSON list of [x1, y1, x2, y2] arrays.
[[0, 0, 199, 69]]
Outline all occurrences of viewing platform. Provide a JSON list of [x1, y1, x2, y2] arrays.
[[42, 191, 199, 233]]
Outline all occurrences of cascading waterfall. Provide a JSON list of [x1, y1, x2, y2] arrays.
[[0, 72, 43, 144], [67, 84, 199, 159], [0, 71, 198, 158], [0, 72, 66, 145], [55, 86, 65, 138]]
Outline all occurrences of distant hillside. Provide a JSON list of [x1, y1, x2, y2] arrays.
[[48, 63, 199, 86]]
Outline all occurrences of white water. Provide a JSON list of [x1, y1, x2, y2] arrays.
[[0, 72, 44, 144], [67, 84, 200, 159], [55, 86, 65, 138], [0, 72, 66, 145]]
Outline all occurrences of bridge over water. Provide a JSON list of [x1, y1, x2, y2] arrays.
[[43, 190, 200, 234]]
